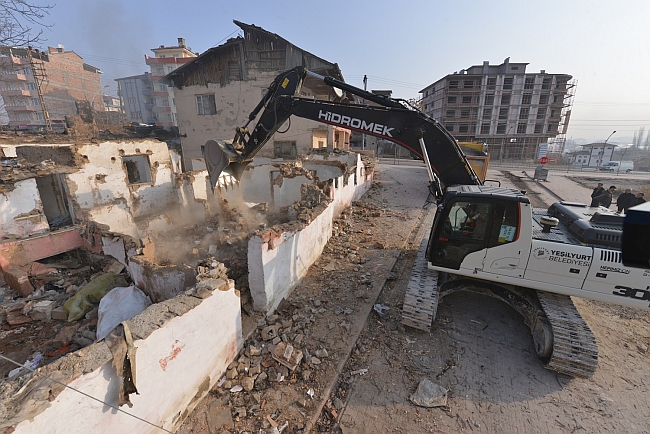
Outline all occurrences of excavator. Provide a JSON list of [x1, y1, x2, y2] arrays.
[[202, 66, 649, 378]]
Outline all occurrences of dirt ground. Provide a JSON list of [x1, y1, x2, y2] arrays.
[[178, 164, 650, 434]]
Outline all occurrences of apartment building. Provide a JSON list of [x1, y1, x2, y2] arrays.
[[0, 46, 102, 130], [420, 58, 574, 160], [116, 73, 155, 124], [144, 38, 196, 128]]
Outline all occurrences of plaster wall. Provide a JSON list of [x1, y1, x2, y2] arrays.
[[0, 178, 49, 239], [174, 71, 339, 170], [65, 140, 178, 236], [12, 281, 242, 434], [247, 155, 373, 312], [248, 204, 333, 312]]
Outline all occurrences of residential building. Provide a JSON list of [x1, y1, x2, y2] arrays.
[[578, 142, 617, 168], [420, 58, 574, 160], [164, 21, 349, 171], [144, 38, 196, 128], [102, 94, 121, 112], [0, 46, 103, 130], [116, 73, 155, 124]]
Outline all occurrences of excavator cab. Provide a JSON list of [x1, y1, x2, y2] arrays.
[[428, 188, 526, 271]]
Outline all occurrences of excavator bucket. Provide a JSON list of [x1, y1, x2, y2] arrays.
[[203, 139, 248, 189]]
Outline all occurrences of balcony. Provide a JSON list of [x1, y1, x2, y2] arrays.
[[149, 90, 169, 97], [153, 105, 171, 112], [4, 73, 27, 81], [6, 105, 39, 112], [2, 89, 33, 97], [144, 103, 154, 110], [142, 88, 152, 96]]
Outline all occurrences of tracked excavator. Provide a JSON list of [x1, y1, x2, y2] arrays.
[[202, 67, 650, 378]]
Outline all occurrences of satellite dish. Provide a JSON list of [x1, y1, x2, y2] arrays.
[[333, 87, 343, 98], [57, 44, 64, 49]]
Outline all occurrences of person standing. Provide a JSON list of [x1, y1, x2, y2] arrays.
[[594, 185, 616, 208], [635, 192, 646, 206], [590, 182, 605, 207], [616, 188, 636, 213]]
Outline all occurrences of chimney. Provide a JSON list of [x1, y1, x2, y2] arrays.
[[178, 38, 186, 48]]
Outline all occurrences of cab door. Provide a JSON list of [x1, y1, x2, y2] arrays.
[[482, 201, 530, 278], [428, 199, 493, 271]]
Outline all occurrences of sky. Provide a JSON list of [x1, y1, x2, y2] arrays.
[[29, 0, 650, 143]]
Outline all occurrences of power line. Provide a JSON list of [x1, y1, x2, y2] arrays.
[[0, 354, 173, 433]]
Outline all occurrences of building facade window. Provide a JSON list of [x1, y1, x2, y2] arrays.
[[446, 109, 455, 118], [524, 77, 535, 90], [498, 107, 508, 120], [517, 123, 527, 134], [501, 94, 511, 105], [539, 94, 549, 105], [480, 123, 490, 134], [483, 108, 492, 120], [447, 96, 457, 103], [196, 94, 217, 115], [449, 80, 459, 89], [522, 94, 532, 105], [497, 123, 507, 134], [462, 96, 472, 104], [534, 123, 543, 133], [519, 107, 530, 120], [503, 77, 513, 90], [487, 78, 496, 90], [485, 94, 494, 105], [461, 109, 470, 118]]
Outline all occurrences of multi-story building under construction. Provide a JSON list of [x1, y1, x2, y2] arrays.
[[0, 46, 103, 130], [420, 58, 574, 161]]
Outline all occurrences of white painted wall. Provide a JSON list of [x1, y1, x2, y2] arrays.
[[247, 154, 373, 312], [13, 281, 242, 434], [249, 204, 334, 312], [0, 178, 49, 239], [66, 141, 178, 237]]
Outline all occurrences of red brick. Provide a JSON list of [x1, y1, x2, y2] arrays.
[[6, 310, 32, 325], [3, 268, 35, 297]]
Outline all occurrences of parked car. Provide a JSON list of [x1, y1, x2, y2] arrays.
[[599, 161, 634, 172]]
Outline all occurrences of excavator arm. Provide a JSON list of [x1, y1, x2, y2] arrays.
[[203, 66, 481, 196]]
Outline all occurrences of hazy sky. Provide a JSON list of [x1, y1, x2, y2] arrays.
[[37, 0, 650, 142]]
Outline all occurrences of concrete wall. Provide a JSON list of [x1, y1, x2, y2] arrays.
[[65, 140, 179, 238], [10, 279, 242, 434], [247, 153, 373, 312], [0, 178, 49, 239]]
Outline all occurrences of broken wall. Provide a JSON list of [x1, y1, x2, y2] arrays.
[[247, 153, 373, 312], [0, 178, 49, 239], [7, 279, 242, 434], [65, 140, 178, 238]]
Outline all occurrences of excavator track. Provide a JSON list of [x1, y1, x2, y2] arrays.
[[402, 208, 438, 331], [537, 291, 599, 378]]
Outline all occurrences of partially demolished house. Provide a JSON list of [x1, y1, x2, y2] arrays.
[[164, 20, 352, 171], [0, 130, 373, 432]]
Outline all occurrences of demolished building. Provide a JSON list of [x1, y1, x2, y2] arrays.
[[164, 20, 352, 171], [0, 133, 373, 432]]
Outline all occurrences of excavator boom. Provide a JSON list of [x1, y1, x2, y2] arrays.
[[203, 67, 481, 194]]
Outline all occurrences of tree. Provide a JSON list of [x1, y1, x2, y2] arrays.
[[0, 1, 53, 47], [632, 126, 646, 149]]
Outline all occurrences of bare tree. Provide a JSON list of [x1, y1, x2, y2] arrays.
[[633, 126, 646, 149], [644, 130, 650, 150], [0, 1, 53, 47]]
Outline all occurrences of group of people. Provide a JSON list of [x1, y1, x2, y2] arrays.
[[590, 182, 646, 213]]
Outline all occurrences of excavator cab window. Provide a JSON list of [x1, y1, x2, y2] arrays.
[[430, 199, 493, 269]]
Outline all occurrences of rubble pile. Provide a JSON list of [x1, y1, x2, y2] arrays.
[[0, 252, 130, 379], [184, 181, 410, 433]]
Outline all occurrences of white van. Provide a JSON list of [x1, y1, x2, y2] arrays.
[[599, 161, 634, 172]]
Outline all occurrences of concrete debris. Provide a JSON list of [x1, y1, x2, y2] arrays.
[[409, 379, 448, 408]]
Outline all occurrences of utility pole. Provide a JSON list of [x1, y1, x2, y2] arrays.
[[27, 47, 52, 132], [362, 75, 367, 151]]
